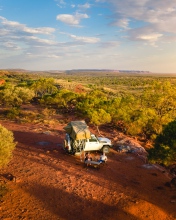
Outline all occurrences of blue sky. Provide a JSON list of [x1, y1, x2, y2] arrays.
[[0, 0, 176, 73]]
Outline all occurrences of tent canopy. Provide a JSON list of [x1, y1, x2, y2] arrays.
[[64, 121, 91, 140]]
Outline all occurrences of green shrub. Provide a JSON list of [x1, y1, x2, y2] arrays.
[[0, 84, 35, 107], [148, 120, 176, 166], [0, 124, 16, 167], [6, 107, 20, 120]]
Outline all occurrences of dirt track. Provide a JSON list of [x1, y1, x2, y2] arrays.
[[0, 120, 176, 220]]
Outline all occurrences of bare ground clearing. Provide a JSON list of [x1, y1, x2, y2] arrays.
[[0, 118, 176, 220]]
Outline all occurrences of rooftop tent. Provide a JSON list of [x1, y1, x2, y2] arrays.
[[64, 121, 91, 140]]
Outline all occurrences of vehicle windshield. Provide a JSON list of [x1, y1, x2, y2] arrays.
[[89, 134, 97, 142]]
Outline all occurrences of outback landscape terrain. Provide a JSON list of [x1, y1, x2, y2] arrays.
[[1, 0, 176, 217], [0, 113, 176, 220], [0, 70, 176, 220]]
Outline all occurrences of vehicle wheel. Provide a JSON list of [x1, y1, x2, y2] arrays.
[[102, 146, 110, 153]]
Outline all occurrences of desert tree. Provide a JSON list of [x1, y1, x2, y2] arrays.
[[139, 81, 176, 138], [87, 108, 111, 135], [30, 78, 58, 97], [76, 89, 108, 114], [40, 89, 77, 111]]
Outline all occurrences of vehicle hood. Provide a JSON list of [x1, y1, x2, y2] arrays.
[[98, 137, 111, 145]]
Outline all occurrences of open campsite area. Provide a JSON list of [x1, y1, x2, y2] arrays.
[[0, 70, 176, 219], [0, 116, 176, 220]]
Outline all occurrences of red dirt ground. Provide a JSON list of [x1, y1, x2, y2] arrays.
[[0, 119, 176, 220]]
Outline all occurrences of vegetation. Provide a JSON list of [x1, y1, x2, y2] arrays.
[[0, 84, 35, 107], [0, 124, 16, 167], [1, 69, 176, 166], [148, 120, 176, 166], [30, 78, 57, 97]]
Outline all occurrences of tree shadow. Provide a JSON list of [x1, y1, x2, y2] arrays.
[[6, 129, 176, 219], [24, 182, 138, 220]]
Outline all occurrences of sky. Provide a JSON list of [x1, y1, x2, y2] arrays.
[[0, 0, 176, 73]]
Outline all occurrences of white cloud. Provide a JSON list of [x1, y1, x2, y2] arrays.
[[3, 42, 20, 50], [24, 27, 55, 35], [47, 54, 61, 58], [128, 27, 163, 46], [0, 16, 55, 35], [0, 28, 10, 36], [111, 18, 130, 29], [98, 0, 176, 44], [55, 0, 66, 8], [105, 0, 176, 23], [78, 3, 91, 9], [56, 13, 89, 26], [137, 33, 163, 46], [137, 33, 163, 41], [70, 34, 100, 43], [24, 36, 57, 46], [0, 16, 59, 60], [0, 15, 102, 68]]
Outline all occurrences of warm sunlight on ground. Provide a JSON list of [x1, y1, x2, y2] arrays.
[[0, 118, 176, 220]]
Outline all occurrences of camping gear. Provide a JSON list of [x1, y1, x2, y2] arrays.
[[64, 121, 91, 140]]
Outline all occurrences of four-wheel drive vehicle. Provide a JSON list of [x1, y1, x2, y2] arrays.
[[63, 121, 112, 154]]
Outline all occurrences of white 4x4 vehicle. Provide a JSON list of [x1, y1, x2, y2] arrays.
[[63, 121, 112, 154]]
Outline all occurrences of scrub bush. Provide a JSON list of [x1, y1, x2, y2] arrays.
[[0, 124, 16, 167]]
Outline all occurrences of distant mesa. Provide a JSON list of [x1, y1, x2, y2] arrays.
[[66, 69, 150, 73], [0, 68, 150, 74], [0, 68, 28, 72]]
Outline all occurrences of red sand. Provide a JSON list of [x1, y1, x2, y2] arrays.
[[0, 120, 176, 220]]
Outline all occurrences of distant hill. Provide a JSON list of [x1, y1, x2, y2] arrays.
[[66, 69, 150, 73]]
